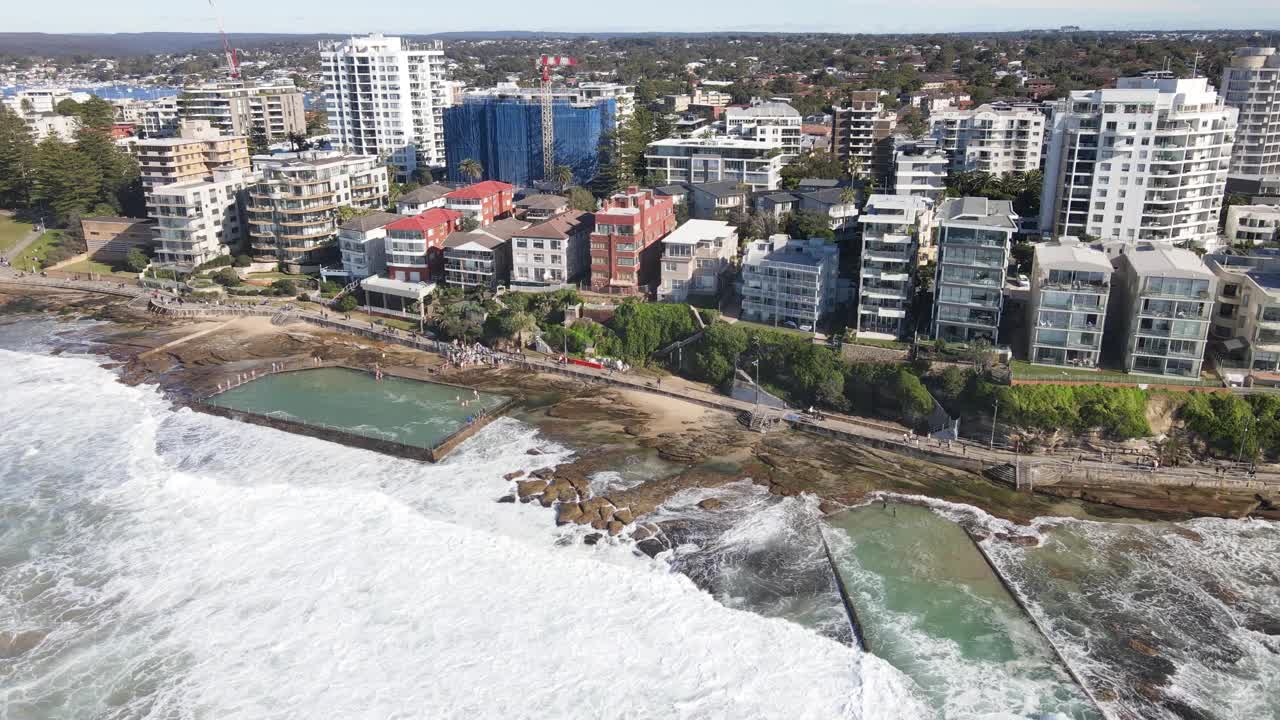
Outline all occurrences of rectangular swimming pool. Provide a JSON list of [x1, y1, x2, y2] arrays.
[[205, 367, 509, 451]]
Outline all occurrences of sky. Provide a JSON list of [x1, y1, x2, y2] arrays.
[[6, 0, 1280, 35]]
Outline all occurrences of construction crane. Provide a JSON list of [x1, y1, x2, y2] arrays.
[[208, 0, 241, 80], [537, 55, 576, 181]]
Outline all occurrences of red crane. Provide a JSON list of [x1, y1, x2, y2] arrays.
[[537, 55, 577, 180], [209, 0, 240, 80]]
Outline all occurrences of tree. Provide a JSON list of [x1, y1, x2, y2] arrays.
[[568, 186, 596, 212], [75, 116, 139, 214], [779, 150, 846, 190], [124, 247, 150, 273], [459, 158, 484, 182], [272, 278, 298, 296], [286, 132, 311, 152], [784, 210, 835, 241], [212, 267, 240, 286], [55, 98, 82, 116], [335, 294, 358, 313], [553, 164, 574, 192], [898, 107, 927, 138], [30, 137, 101, 225], [233, 254, 252, 267], [460, 216, 480, 232], [249, 127, 270, 156], [0, 107, 35, 209]]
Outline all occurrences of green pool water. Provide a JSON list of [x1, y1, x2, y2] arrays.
[[206, 367, 508, 450], [826, 503, 1098, 719]]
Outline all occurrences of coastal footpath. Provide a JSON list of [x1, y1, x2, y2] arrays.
[[3, 272, 1278, 523]]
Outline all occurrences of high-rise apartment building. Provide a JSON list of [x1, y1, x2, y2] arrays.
[[724, 101, 803, 160], [140, 97, 180, 137], [1040, 75, 1237, 249], [831, 90, 897, 181], [1109, 243, 1216, 378], [856, 195, 934, 339], [1220, 47, 1280, 191], [932, 197, 1017, 343], [892, 141, 948, 204], [1026, 239, 1112, 368], [134, 120, 250, 204], [927, 104, 1045, 175], [589, 187, 677, 293], [246, 151, 389, 271], [178, 81, 306, 143], [443, 90, 617, 187], [320, 34, 449, 181], [150, 169, 253, 271]]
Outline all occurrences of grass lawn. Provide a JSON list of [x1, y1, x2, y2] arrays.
[[12, 230, 67, 270], [848, 336, 910, 351], [1010, 360, 1219, 387], [731, 317, 816, 338], [0, 215, 33, 255], [61, 258, 139, 279]]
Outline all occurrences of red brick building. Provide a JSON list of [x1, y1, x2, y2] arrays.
[[589, 186, 677, 294], [384, 208, 464, 283], [445, 181, 515, 226]]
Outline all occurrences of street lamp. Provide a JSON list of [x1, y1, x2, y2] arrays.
[[1237, 414, 1253, 465], [989, 398, 999, 450], [751, 357, 760, 409]]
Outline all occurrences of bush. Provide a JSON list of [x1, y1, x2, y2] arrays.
[[233, 254, 252, 267], [195, 255, 233, 271], [124, 247, 150, 273], [271, 279, 297, 296], [212, 267, 240, 287], [335, 294, 358, 313]]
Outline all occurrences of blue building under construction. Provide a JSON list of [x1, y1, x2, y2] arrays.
[[444, 95, 616, 188]]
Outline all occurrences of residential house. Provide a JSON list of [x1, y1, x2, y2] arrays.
[[336, 211, 404, 281], [796, 187, 860, 235], [394, 183, 454, 215], [510, 210, 595, 288], [689, 181, 750, 221], [514, 194, 570, 222], [383, 208, 464, 283], [658, 219, 738, 302], [445, 180, 515, 226]]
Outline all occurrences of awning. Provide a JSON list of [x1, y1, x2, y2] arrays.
[[361, 275, 435, 301]]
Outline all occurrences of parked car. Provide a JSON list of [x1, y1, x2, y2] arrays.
[[782, 320, 798, 329], [799, 323, 814, 332]]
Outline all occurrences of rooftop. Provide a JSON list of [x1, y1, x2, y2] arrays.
[[1034, 240, 1113, 274], [744, 235, 837, 269], [1123, 244, 1213, 279], [514, 194, 569, 211], [726, 101, 800, 119], [340, 211, 406, 233], [360, 275, 435, 300], [397, 183, 454, 205], [386, 208, 462, 232], [663, 219, 737, 245], [514, 210, 594, 240], [446, 180, 514, 200], [938, 196, 1018, 230], [648, 136, 778, 150], [480, 218, 532, 242], [444, 231, 504, 251], [83, 216, 150, 225], [691, 180, 748, 199]]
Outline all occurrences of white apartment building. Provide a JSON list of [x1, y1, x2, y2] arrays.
[[177, 81, 306, 142], [336, 211, 404, 281], [1027, 239, 1112, 368], [928, 104, 1045, 175], [646, 136, 785, 191], [893, 146, 948, 203], [1110, 243, 1216, 378], [856, 194, 934, 340], [25, 113, 79, 141], [724, 101, 803, 160], [510, 210, 594, 289], [3, 88, 84, 115], [1220, 47, 1280, 188], [321, 34, 449, 181], [658, 219, 738, 302], [247, 151, 389, 271], [1225, 203, 1280, 246], [1204, 250, 1280, 380], [150, 169, 253, 271], [740, 235, 840, 329], [140, 97, 180, 137], [932, 197, 1018, 343], [394, 183, 453, 215], [1041, 75, 1238, 250]]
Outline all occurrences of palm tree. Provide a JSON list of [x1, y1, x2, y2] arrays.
[[553, 165, 573, 192], [838, 187, 858, 206], [459, 158, 483, 183]]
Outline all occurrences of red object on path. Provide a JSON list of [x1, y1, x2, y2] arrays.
[[568, 358, 603, 370]]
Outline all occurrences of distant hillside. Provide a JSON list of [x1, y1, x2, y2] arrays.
[[0, 30, 824, 57], [0, 32, 341, 58]]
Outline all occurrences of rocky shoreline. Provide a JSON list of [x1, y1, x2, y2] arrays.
[[4, 286, 1278, 533]]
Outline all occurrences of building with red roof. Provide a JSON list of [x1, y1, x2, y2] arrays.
[[445, 180, 515, 226], [383, 207, 464, 282], [589, 186, 677, 294]]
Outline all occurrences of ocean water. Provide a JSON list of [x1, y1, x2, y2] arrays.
[[0, 345, 929, 719]]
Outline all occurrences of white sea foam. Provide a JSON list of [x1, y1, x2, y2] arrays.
[[0, 349, 928, 719]]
